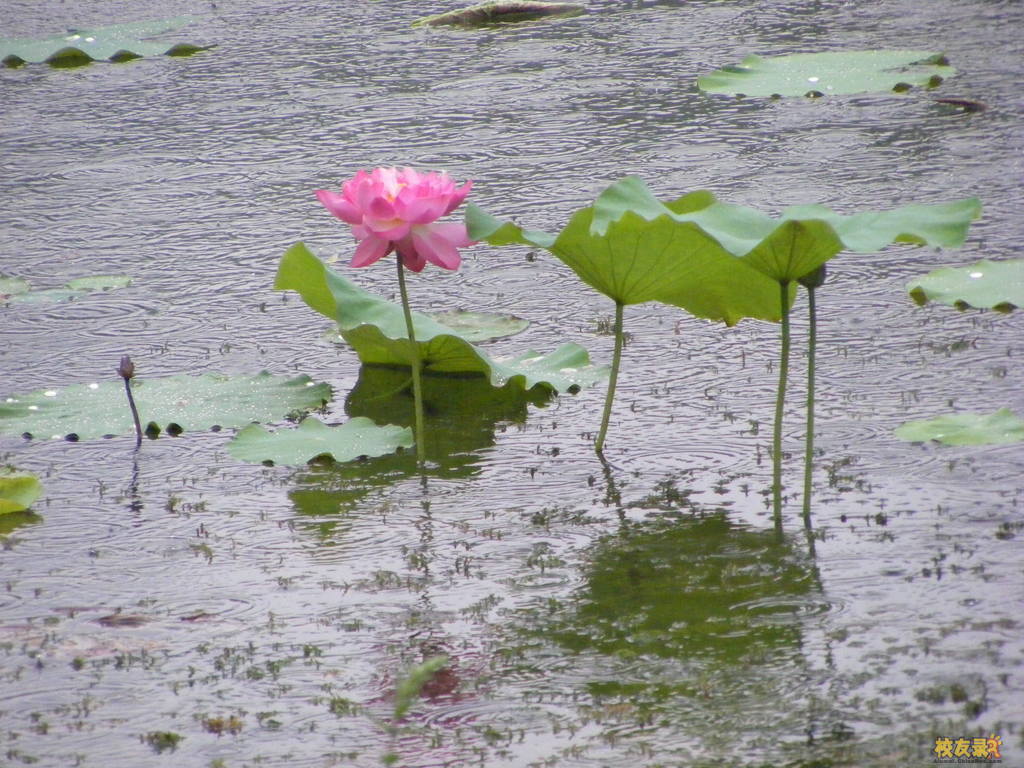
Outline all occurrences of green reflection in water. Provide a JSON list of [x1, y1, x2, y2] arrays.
[[547, 512, 819, 669]]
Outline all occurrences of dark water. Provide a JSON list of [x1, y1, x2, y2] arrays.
[[2, 1, 1022, 766]]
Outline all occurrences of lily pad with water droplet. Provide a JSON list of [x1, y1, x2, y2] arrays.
[[1, 17, 210, 68], [895, 409, 1024, 446], [228, 417, 413, 466], [0, 373, 331, 441], [426, 310, 529, 342], [0, 469, 43, 514], [908, 259, 1023, 312], [276, 243, 606, 394], [697, 50, 955, 98]]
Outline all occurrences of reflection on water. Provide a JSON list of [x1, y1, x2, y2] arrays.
[[547, 514, 818, 667]]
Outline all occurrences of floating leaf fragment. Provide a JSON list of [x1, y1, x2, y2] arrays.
[[413, 1, 584, 28], [228, 417, 413, 466], [0, 469, 43, 514], [895, 409, 1024, 446], [908, 259, 1022, 311], [697, 50, 955, 98]]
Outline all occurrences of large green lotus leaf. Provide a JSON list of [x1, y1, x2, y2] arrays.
[[413, 1, 585, 28], [1, 17, 209, 67], [697, 50, 955, 98], [0, 373, 332, 440], [227, 417, 413, 466], [0, 470, 43, 515], [275, 243, 605, 392], [739, 218, 844, 283], [907, 259, 1023, 311], [895, 409, 1024, 446], [468, 183, 787, 324]]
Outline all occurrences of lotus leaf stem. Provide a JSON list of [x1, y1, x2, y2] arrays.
[[595, 301, 624, 455], [772, 281, 791, 534], [802, 285, 818, 528], [395, 260, 427, 464]]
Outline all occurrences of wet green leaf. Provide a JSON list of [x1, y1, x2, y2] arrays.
[[0, 373, 332, 440], [908, 259, 1023, 311], [65, 275, 133, 291], [1, 17, 209, 67], [425, 310, 529, 342], [895, 409, 1024, 445], [275, 243, 606, 393], [698, 50, 955, 98], [228, 417, 413, 466], [0, 276, 31, 299], [470, 177, 980, 315], [0, 469, 43, 514]]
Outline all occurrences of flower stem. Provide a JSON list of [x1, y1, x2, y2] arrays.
[[118, 355, 142, 449], [395, 258, 426, 464], [802, 285, 817, 529], [772, 281, 791, 535], [595, 301, 624, 455]]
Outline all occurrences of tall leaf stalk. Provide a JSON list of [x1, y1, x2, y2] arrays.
[[595, 301, 625, 454], [395, 259, 427, 464], [772, 281, 791, 533]]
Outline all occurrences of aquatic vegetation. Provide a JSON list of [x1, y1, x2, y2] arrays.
[[0, 372, 331, 440], [0, 274, 131, 305], [0, 468, 42, 514], [895, 409, 1024, 446], [697, 50, 955, 98], [315, 167, 475, 463], [0, 17, 209, 68], [908, 259, 1023, 311], [413, 1, 585, 28], [228, 417, 414, 466]]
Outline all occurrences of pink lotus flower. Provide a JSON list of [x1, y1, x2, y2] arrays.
[[316, 167, 475, 272]]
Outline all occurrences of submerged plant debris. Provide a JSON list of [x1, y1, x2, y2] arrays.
[[413, 1, 585, 28]]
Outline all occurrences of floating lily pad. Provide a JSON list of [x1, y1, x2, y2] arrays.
[[0, 372, 331, 440], [2, 274, 132, 305], [0, 276, 31, 299], [426, 310, 529, 342], [908, 259, 1023, 312], [228, 417, 413, 466], [895, 409, 1024, 446], [413, 1, 584, 28], [697, 50, 955, 98], [0, 469, 43, 514], [275, 243, 606, 394], [1, 17, 209, 68]]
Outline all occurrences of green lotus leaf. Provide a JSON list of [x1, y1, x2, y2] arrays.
[[0, 373, 332, 440], [697, 50, 956, 98], [0, 469, 43, 514], [895, 409, 1024, 446], [425, 310, 529, 342], [413, 1, 584, 28], [0, 276, 31, 299], [1, 17, 209, 67], [908, 259, 1023, 311], [275, 243, 605, 393], [64, 275, 133, 291], [228, 417, 413, 466], [3, 274, 133, 305]]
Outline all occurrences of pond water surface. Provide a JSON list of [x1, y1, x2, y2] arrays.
[[2, 1, 1023, 766]]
